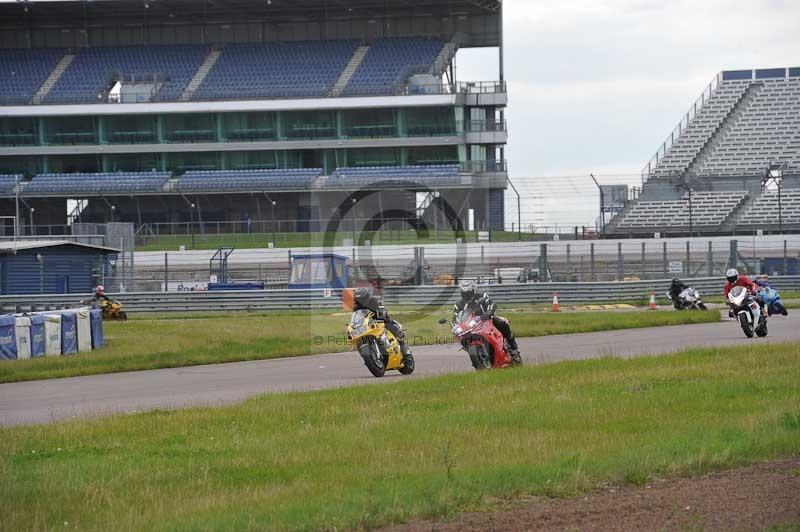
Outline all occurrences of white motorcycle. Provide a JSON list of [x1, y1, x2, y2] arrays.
[[667, 287, 708, 311], [727, 286, 767, 338]]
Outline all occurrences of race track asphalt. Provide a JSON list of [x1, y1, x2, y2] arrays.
[[2, 312, 799, 427]]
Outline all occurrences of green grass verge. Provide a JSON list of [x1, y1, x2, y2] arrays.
[[1, 342, 798, 531], [135, 230, 538, 251], [0, 309, 720, 384]]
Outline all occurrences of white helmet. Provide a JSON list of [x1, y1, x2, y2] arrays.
[[459, 280, 477, 301], [725, 268, 739, 284]]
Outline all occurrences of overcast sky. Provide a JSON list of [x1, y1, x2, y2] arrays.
[[458, 0, 800, 230]]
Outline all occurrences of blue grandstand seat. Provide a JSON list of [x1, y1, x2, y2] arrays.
[[44, 45, 207, 104], [23, 172, 170, 195], [192, 41, 358, 101], [0, 174, 22, 195], [327, 164, 461, 188], [176, 168, 322, 192], [343, 38, 443, 96], [0, 49, 64, 105]]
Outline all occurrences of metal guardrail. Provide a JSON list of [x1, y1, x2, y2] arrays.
[[0, 289, 345, 314], [383, 276, 800, 306], [3, 276, 800, 314]]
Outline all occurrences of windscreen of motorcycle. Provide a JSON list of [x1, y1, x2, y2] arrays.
[[350, 309, 371, 327], [455, 307, 475, 325], [728, 285, 748, 306]]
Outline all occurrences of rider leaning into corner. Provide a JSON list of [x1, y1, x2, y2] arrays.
[[352, 287, 413, 363], [453, 280, 522, 364], [723, 268, 766, 316], [668, 277, 689, 309]]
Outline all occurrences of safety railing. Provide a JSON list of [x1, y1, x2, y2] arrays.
[[640, 72, 722, 184]]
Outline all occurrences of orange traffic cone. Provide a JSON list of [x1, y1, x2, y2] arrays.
[[648, 291, 657, 310], [551, 291, 561, 312]]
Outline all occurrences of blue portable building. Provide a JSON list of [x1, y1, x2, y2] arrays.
[[0, 241, 118, 295], [288, 253, 349, 289]]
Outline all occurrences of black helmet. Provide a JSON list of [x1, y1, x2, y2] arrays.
[[459, 280, 477, 301], [353, 287, 372, 306], [671, 278, 680, 285], [725, 268, 739, 284]]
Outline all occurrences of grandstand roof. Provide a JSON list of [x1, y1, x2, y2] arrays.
[[1, 0, 501, 48]]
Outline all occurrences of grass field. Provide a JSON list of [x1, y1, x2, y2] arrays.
[[1, 342, 798, 531], [135, 229, 534, 251], [0, 309, 720, 384]]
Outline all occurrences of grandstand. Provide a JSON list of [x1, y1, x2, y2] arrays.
[[0, 0, 507, 235], [608, 67, 800, 236]]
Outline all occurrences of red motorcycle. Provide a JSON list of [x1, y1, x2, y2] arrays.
[[441, 308, 521, 370]]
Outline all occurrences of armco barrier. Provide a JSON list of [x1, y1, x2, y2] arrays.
[[2, 277, 800, 314], [384, 276, 800, 306], [0, 289, 346, 314]]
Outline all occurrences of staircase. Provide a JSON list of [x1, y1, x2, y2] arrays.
[[180, 48, 222, 101], [718, 191, 761, 232], [429, 33, 463, 77], [685, 82, 764, 177], [330, 45, 369, 97], [602, 199, 637, 235], [31, 52, 75, 104]]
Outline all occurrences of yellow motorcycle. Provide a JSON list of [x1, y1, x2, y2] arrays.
[[79, 298, 127, 321], [347, 309, 414, 378]]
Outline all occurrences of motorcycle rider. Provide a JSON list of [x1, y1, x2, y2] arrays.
[[724, 268, 766, 317], [754, 275, 788, 316], [93, 285, 112, 304], [453, 280, 521, 362], [352, 287, 412, 362], [668, 278, 689, 309]]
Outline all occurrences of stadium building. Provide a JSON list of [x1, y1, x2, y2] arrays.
[[0, 0, 507, 235], [608, 67, 800, 237]]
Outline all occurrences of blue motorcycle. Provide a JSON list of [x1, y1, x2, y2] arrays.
[[757, 284, 788, 316]]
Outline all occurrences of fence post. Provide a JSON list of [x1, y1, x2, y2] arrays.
[[729, 239, 738, 270], [566, 244, 572, 281], [580, 255, 585, 282], [685, 241, 691, 277], [164, 253, 168, 292], [662, 241, 668, 276], [784, 240, 788, 275], [539, 243, 548, 279], [590, 243, 596, 281], [707, 241, 713, 276], [617, 242, 623, 281], [641, 241, 646, 279]]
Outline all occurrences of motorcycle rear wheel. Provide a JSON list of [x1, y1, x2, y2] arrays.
[[738, 313, 754, 338], [398, 352, 415, 375], [467, 343, 492, 370], [358, 340, 385, 378]]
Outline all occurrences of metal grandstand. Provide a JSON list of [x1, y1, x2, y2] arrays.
[[607, 67, 800, 237], [0, 0, 509, 236]]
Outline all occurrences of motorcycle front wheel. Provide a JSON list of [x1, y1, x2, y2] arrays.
[[358, 339, 385, 378], [697, 302, 708, 311], [466, 342, 492, 370], [738, 313, 754, 338]]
